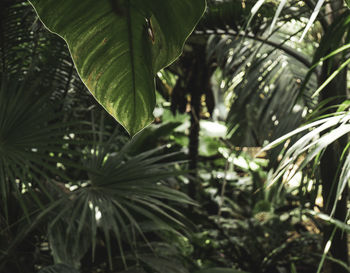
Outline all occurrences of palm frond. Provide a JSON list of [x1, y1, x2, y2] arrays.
[[0, 73, 78, 218], [198, 0, 276, 35], [262, 109, 350, 214], [208, 32, 317, 147], [46, 130, 194, 270]]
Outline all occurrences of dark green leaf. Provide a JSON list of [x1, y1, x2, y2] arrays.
[[29, 0, 206, 135]]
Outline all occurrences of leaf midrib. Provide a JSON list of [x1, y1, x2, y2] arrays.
[[126, 1, 137, 121]]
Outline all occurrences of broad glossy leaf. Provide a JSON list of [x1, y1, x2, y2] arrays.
[[29, 0, 206, 135]]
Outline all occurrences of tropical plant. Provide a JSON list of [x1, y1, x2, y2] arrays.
[[0, 1, 199, 272], [202, 1, 350, 272], [28, 0, 206, 135], [3, 0, 350, 273]]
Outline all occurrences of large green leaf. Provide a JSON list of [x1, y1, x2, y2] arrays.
[[29, 0, 206, 135]]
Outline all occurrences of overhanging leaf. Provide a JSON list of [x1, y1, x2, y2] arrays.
[[29, 0, 206, 135]]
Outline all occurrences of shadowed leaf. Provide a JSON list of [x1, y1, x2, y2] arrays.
[[29, 0, 206, 135]]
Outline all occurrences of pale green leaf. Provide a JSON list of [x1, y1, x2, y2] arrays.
[[299, 0, 325, 41]]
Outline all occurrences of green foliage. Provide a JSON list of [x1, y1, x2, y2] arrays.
[[29, 0, 206, 135], [188, 151, 322, 273], [2, 0, 350, 273], [207, 24, 316, 147], [347, 0, 350, 9], [0, 2, 197, 272], [47, 137, 194, 268]]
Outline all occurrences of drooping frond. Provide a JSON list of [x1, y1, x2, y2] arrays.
[[207, 32, 317, 147], [261, 106, 350, 216]]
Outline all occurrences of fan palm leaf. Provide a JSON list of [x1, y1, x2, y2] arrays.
[[45, 128, 194, 270]]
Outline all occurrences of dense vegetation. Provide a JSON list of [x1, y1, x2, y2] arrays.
[[1, 0, 350, 273]]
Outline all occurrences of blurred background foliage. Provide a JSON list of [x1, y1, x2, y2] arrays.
[[1, 0, 350, 273]]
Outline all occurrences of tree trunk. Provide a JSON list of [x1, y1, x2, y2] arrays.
[[188, 45, 209, 200]]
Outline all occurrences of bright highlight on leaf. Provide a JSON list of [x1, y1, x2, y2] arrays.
[[346, 0, 350, 9], [299, 0, 325, 41], [29, 0, 206, 136]]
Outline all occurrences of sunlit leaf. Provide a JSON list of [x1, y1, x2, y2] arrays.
[[345, 0, 350, 9], [268, 0, 287, 35], [299, 0, 325, 41]]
